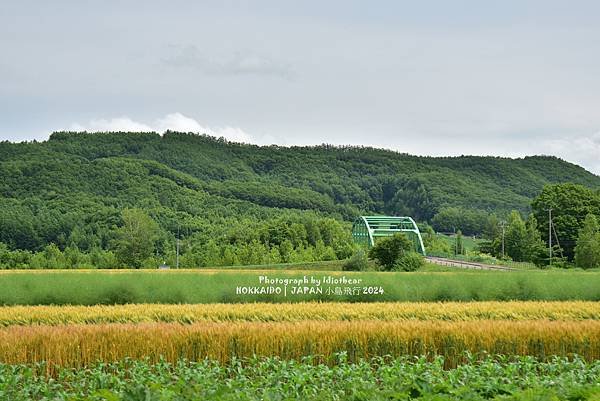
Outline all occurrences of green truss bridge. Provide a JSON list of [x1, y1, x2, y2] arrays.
[[352, 216, 426, 255]]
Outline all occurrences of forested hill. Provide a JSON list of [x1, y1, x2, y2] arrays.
[[0, 131, 599, 262], [45, 131, 600, 217]]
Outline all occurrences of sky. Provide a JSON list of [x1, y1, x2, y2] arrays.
[[1, 1, 599, 174]]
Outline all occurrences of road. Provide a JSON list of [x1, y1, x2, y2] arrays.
[[425, 256, 515, 271]]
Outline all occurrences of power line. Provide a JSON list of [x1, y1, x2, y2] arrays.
[[551, 218, 563, 258]]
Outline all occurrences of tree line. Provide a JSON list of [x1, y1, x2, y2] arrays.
[[471, 183, 600, 268], [17, 131, 600, 226], [1, 183, 599, 269], [0, 209, 354, 269], [1, 132, 600, 269]]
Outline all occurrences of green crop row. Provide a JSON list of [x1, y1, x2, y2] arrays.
[[1, 355, 599, 400], [1, 269, 600, 305]]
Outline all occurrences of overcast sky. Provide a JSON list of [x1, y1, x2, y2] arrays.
[[1, 1, 599, 174]]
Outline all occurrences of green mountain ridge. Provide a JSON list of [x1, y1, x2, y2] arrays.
[[0, 131, 598, 260]]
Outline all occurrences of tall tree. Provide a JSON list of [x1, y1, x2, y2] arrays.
[[574, 214, 600, 269], [114, 208, 160, 268], [505, 211, 527, 261], [483, 214, 501, 241], [523, 214, 547, 266], [532, 184, 600, 260]]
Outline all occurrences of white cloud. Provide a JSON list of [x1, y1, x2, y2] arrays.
[[70, 117, 154, 132], [208, 126, 254, 143], [155, 113, 203, 133], [542, 132, 600, 175], [68, 113, 255, 144]]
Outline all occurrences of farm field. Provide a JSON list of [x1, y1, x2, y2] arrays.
[[436, 233, 482, 252], [2, 356, 599, 401], [1, 301, 598, 325], [0, 270, 600, 401], [5, 2, 600, 398], [1, 300, 599, 399], [1, 316, 599, 367], [2, 273, 599, 400], [1, 269, 600, 305]]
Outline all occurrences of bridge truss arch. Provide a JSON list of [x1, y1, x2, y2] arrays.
[[352, 216, 426, 255]]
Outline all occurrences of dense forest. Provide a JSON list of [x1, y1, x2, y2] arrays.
[[1, 131, 599, 268]]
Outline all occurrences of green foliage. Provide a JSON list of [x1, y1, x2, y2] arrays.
[[483, 214, 501, 240], [476, 211, 549, 267], [1, 133, 600, 268], [476, 239, 496, 256], [30, 243, 64, 269], [393, 252, 425, 272], [368, 233, 414, 271], [431, 207, 489, 236], [384, 178, 436, 221], [574, 214, 600, 269], [505, 211, 527, 261], [342, 249, 369, 271], [421, 226, 452, 255], [523, 214, 547, 267], [113, 208, 160, 268], [532, 183, 600, 260], [1, 270, 600, 304], [0, 243, 119, 270], [1, 355, 599, 401], [454, 230, 465, 255]]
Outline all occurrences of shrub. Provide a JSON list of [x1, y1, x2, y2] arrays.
[[368, 233, 413, 271], [393, 252, 425, 272], [342, 249, 369, 271]]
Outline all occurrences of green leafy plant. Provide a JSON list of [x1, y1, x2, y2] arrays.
[[1, 355, 599, 401], [368, 233, 413, 271], [393, 252, 425, 272], [342, 249, 369, 271]]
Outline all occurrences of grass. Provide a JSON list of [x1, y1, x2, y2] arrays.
[[201, 259, 346, 271], [437, 233, 483, 252], [2, 355, 599, 400], [0, 301, 598, 326], [0, 269, 599, 305], [432, 234, 539, 270]]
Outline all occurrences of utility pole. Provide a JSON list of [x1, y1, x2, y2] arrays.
[[546, 208, 553, 266], [176, 225, 180, 269], [453, 226, 456, 256], [499, 221, 507, 259]]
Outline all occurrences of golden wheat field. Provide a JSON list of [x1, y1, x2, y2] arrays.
[[1, 301, 598, 326], [0, 320, 598, 368], [1, 301, 600, 369]]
